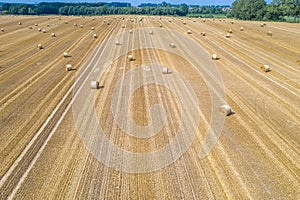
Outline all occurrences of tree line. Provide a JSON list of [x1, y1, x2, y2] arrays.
[[0, 2, 228, 17]]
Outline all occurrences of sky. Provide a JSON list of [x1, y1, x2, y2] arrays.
[[0, 0, 272, 6]]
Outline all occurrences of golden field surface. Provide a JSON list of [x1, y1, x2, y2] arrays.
[[0, 15, 299, 199]]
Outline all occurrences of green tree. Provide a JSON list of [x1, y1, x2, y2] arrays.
[[8, 6, 18, 14], [179, 4, 188, 15], [232, 0, 267, 20], [18, 6, 28, 15], [58, 6, 69, 15], [28, 7, 36, 15], [265, 0, 299, 22], [282, 0, 300, 22], [265, 0, 284, 20]]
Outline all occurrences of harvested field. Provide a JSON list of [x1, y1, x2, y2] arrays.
[[0, 15, 299, 199]]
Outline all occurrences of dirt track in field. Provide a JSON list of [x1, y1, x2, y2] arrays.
[[0, 15, 299, 199]]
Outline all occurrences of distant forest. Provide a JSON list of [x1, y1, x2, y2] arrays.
[[0, 1, 299, 22], [0, 2, 229, 17]]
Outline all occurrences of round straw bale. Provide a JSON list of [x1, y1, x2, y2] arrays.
[[38, 44, 43, 49], [90, 81, 99, 89], [162, 67, 170, 74], [219, 105, 232, 116], [260, 65, 270, 72], [212, 54, 217, 60], [267, 31, 272, 36], [128, 55, 134, 61], [66, 64, 72, 71], [169, 43, 176, 48]]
